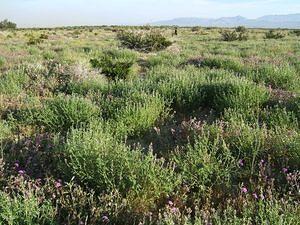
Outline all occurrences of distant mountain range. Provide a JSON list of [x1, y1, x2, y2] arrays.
[[150, 14, 300, 28]]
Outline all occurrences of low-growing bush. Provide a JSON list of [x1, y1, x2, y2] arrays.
[[110, 93, 168, 137], [220, 29, 248, 41], [0, 120, 11, 143], [292, 29, 300, 36], [251, 64, 299, 90], [202, 77, 270, 113], [235, 26, 247, 33], [265, 30, 285, 39], [0, 19, 17, 29], [0, 70, 29, 95], [0, 187, 56, 225], [19, 95, 101, 132], [90, 49, 137, 80], [39, 33, 49, 40], [117, 30, 172, 52], [188, 56, 244, 72], [141, 65, 209, 111], [27, 35, 44, 45], [61, 124, 179, 212], [0, 57, 5, 68], [191, 26, 201, 32], [174, 135, 235, 194]]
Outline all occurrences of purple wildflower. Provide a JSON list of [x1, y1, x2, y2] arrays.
[[18, 170, 25, 175], [167, 200, 174, 206], [14, 162, 20, 169], [54, 180, 62, 189], [101, 215, 110, 224], [171, 207, 179, 214], [282, 168, 288, 173], [252, 193, 258, 199], [238, 159, 245, 167], [241, 187, 248, 194]]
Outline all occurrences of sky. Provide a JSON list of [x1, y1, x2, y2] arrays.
[[0, 0, 300, 28]]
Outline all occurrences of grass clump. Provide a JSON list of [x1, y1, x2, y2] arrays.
[[117, 30, 172, 52], [90, 49, 137, 80]]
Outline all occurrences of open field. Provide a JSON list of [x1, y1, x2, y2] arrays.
[[0, 26, 299, 224]]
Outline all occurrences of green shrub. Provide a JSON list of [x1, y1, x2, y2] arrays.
[[0, 190, 56, 225], [220, 29, 248, 41], [191, 26, 201, 32], [152, 66, 207, 111], [0, 19, 17, 29], [117, 30, 172, 52], [251, 64, 299, 91], [66, 77, 107, 95], [0, 57, 5, 68], [90, 49, 137, 80], [39, 33, 49, 40], [97, 90, 167, 137], [265, 30, 285, 39], [202, 77, 270, 113], [0, 120, 11, 142], [61, 124, 178, 211], [174, 135, 235, 194], [292, 29, 300, 36], [259, 106, 299, 129], [31, 95, 100, 132], [110, 93, 167, 137], [209, 198, 300, 225], [235, 26, 247, 33], [0, 70, 29, 95], [27, 36, 44, 45], [189, 57, 244, 72]]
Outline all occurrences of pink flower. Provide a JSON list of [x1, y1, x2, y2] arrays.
[[252, 193, 258, 199], [14, 162, 20, 169], [238, 159, 245, 167], [171, 207, 179, 214], [167, 200, 174, 206], [282, 168, 288, 173], [18, 170, 25, 175], [241, 187, 248, 194], [54, 180, 62, 189]]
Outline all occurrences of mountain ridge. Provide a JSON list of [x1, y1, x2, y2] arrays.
[[149, 13, 300, 28]]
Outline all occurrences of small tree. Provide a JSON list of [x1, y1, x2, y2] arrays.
[[235, 26, 247, 33], [0, 19, 17, 29]]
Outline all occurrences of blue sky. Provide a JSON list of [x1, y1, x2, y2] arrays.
[[0, 0, 299, 27]]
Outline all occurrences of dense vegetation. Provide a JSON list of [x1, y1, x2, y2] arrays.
[[0, 19, 17, 29], [0, 26, 299, 225]]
